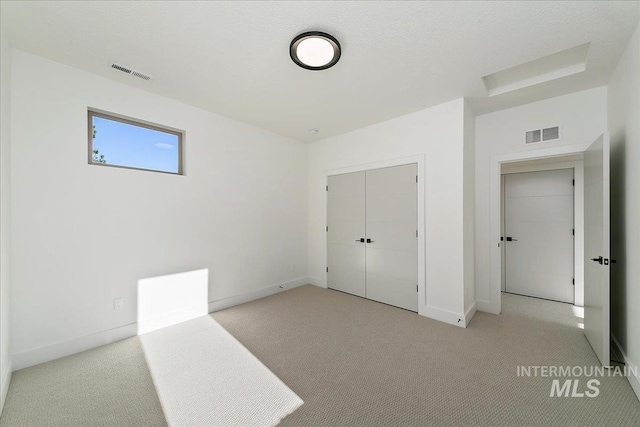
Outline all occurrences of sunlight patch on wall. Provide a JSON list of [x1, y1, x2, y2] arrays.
[[137, 268, 209, 335]]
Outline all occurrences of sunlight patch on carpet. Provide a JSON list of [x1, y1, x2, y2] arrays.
[[140, 316, 303, 426]]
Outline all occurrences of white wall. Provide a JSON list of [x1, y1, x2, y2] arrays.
[[463, 101, 476, 314], [0, 28, 13, 410], [475, 87, 607, 313], [608, 23, 640, 398], [10, 50, 308, 368], [308, 98, 475, 326]]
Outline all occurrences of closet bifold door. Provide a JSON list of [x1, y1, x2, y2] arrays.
[[365, 164, 418, 312], [327, 171, 366, 297]]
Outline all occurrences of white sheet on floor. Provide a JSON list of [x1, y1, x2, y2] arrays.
[[140, 316, 303, 426]]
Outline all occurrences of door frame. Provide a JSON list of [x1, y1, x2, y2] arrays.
[[500, 163, 584, 306], [487, 144, 592, 315], [323, 155, 426, 316]]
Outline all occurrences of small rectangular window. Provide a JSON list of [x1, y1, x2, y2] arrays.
[[88, 110, 183, 175]]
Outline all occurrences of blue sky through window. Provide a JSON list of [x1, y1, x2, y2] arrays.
[[91, 115, 180, 174]]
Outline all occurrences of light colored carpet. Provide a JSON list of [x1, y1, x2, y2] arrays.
[[2, 285, 639, 426], [140, 315, 302, 426], [213, 286, 640, 426], [0, 337, 166, 427]]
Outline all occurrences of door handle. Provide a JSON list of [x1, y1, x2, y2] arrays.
[[506, 237, 518, 242], [366, 238, 375, 243], [591, 256, 603, 264], [355, 238, 365, 243]]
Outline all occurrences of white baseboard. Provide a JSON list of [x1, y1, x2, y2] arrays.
[[12, 322, 138, 371], [0, 358, 12, 414], [463, 302, 477, 327], [476, 299, 500, 314], [423, 305, 467, 328], [208, 277, 310, 312], [611, 334, 640, 401], [13, 277, 314, 371]]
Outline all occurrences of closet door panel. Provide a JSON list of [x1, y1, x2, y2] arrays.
[[327, 172, 366, 297], [365, 164, 418, 311]]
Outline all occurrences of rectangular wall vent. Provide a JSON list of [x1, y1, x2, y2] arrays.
[[110, 62, 152, 81], [131, 70, 152, 81], [543, 126, 560, 141], [525, 126, 560, 144], [525, 130, 541, 144]]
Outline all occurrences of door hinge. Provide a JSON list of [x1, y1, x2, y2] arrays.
[[572, 179, 575, 186], [572, 229, 575, 236], [416, 285, 418, 292], [572, 278, 575, 285], [326, 267, 329, 272], [416, 230, 418, 237], [416, 175, 418, 183], [326, 185, 328, 191], [326, 226, 328, 232]]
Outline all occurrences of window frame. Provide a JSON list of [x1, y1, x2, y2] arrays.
[[87, 109, 185, 176]]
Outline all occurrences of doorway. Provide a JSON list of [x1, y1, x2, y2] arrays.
[[491, 152, 586, 313], [489, 134, 611, 367], [501, 168, 575, 303]]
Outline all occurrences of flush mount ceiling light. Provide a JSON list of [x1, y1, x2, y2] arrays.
[[290, 32, 341, 70]]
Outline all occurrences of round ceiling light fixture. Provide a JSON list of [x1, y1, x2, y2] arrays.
[[290, 31, 341, 70]]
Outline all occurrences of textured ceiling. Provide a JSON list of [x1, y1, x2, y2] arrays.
[[2, 1, 638, 142]]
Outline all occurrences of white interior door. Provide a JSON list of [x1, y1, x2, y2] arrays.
[[365, 164, 418, 311], [504, 169, 575, 303], [327, 171, 366, 297], [584, 132, 610, 367]]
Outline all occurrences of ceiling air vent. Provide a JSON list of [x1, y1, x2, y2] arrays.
[[543, 126, 560, 141], [525, 126, 560, 144], [525, 130, 541, 144], [110, 62, 152, 81]]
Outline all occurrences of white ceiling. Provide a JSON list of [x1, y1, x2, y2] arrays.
[[2, 1, 638, 142]]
